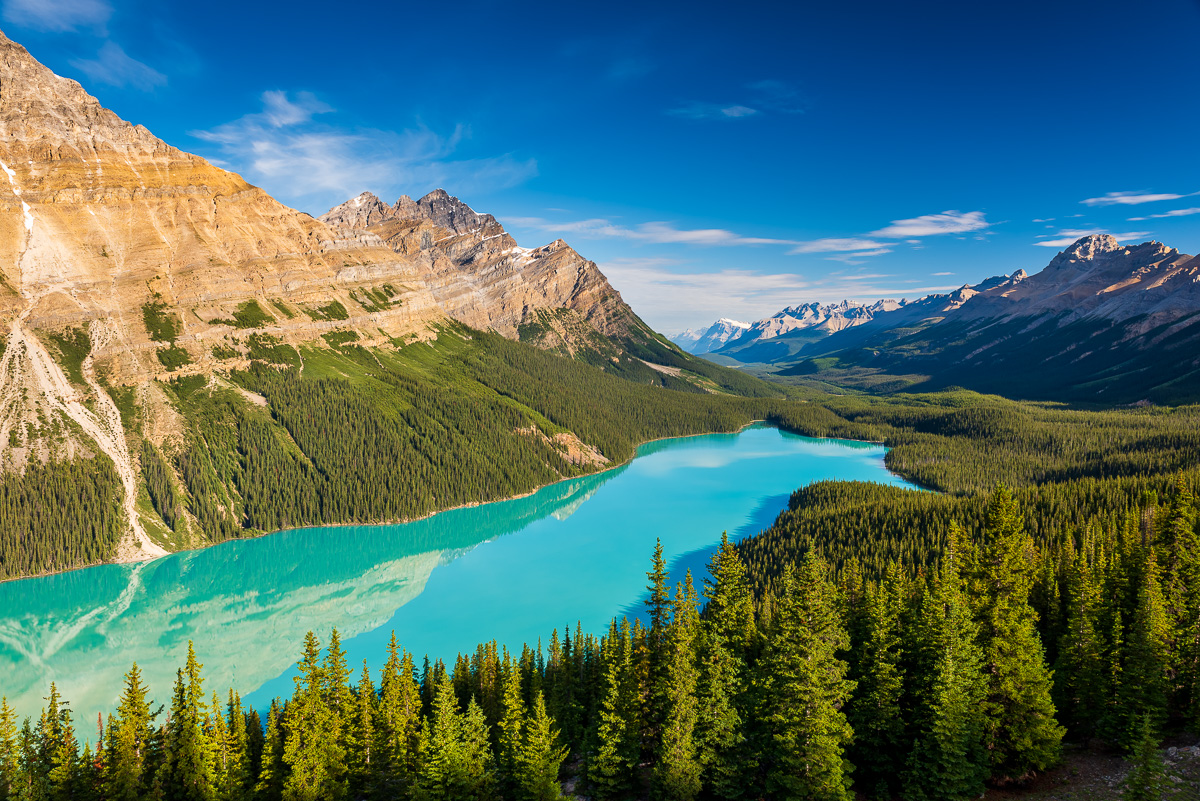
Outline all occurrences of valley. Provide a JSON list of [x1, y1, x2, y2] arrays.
[[0, 14, 1196, 801]]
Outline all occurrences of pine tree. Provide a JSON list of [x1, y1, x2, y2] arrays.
[[846, 564, 906, 799], [104, 664, 158, 801], [586, 622, 638, 800], [40, 683, 80, 801], [496, 656, 524, 798], [1118, 547, 1171, 747], [415, 672, 494, 801], [517, 691, 567, 801], [1121, 713, 1166, 801], [975, 489, 1064, 779], [282, 631, 345, 801], [378, 634, 421, 796], [221, 692, 251, 801], [695, 535, 754, 799], [162, 643, 214, 801], [903, 525, 989, 801], [0, 697, 18, 801], [652, 574, 702, 801], [254, 700, 285, 801], [645, 538, 671, 751], [758, 553, 855, 801], [347, 663, 378, 800], [1054, 552, 1108, 740], [206, 693, 230, 797], [459, 699, 495, 801]]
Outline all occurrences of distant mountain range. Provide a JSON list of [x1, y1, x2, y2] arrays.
[[673, 299, 905, 361], [684, 234, 1200, 403]]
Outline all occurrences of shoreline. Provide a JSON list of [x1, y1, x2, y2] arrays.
[[1, 420, 901, 585]]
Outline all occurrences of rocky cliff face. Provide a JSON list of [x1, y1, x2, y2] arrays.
[[319, 190, 646, 347]]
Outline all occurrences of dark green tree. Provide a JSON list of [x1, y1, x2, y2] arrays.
[[1121, 713, 1166, 801], [758, 553, 855, 801], [974, 489, 1064, 779], [516, 691, 567, 801], [652, 574, 702, 801], [162, 643, 214, 801], [282, 631, 345, 801]]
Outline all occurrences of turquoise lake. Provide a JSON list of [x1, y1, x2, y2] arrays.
[[0, 425, 915, 724]]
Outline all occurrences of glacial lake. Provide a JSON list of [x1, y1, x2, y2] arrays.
[[0, 424, 915, 724]]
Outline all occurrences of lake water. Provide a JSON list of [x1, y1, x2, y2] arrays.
[[0, 424, 915, 725]]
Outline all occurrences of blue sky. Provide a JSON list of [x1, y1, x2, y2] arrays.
[[5, 0, 1200, 332]]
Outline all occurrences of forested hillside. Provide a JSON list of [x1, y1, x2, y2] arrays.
[[4, 482, 1196, 801]]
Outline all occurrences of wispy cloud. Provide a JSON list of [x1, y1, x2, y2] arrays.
[[870, 210, 990, 238], [788, 238, 889, 254], [600, 259, 958, 332], [1128, 207, 1200, 221], [784, 210, 991, 262], [1080, 190, 1194, 207], [668, 79, 803, 120], [507, 216, 796, 247], [1032, 228, 1151, 247], [668, 102, 759, 120], [69, 41, 165, 91], [932, 271, 955, 276], [2, 0, 110, 32], [192, 90, 537, 214]]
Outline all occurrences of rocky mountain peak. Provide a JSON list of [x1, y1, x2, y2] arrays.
[[320, 191, 393, 230]]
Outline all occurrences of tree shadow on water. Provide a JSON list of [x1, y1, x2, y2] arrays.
[[616, 492, 791, 624]]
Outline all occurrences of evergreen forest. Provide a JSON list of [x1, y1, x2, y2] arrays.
[[3, 484, 1198, 800]]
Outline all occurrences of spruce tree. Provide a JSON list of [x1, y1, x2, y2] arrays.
[[221, 692, 251, 801], [347, 663, 378, 801], [1118, 547, 1171, 746], [415, 672, 494, 801], [586, 622, 638, 800], [254, 700, 285, 801], [758, 553, 855, 801], [652, 574, 702, 801], [975, 489, 1064, 779], [1121, 713, 1166, 801], [497, 657, 524, 798], [903, 525, 988, 801], [517, 691, 567, 801], [645, 539, 672, 751], [206, 693, 230, 797], [378, 635, 421, 796], [1, 697, 19, 801], [282, 631, 345, 801], [104, 664, 158, 801], [846, 564, 906, 800], [1054, 552, 1108, 740], [161, 643, 214, 801], [696, 535, 754, 799]]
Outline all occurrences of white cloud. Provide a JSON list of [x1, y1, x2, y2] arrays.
[[1080, 190, 1193, 206], [192, 91, 537, 214], [599, 259, 957, 332], [668, 102, 760, 120], [1128, 207, 1200, 221], [824, 249, 892, 264], [2, 0, 110, 32], [788, 238, 889, 254], [932, 271, 954, 276], [507, 216, 796, 247], [69, 41, 165, 91], [667, 79, 803, 121], [1032, 229, 1151, 247], [870, 210, 990, 238]]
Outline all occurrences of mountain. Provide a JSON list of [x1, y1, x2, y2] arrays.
[[698, 299, 906, 364], [0, 28, 778, 581], [672, 318, 750, 354], [319, 190, 652, 352], [777, 235, 1200, 402]]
